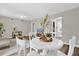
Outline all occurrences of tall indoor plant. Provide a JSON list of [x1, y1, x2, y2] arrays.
[[0, 22, 5, 37]]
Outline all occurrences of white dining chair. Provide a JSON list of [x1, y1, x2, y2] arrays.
[[27, 32, 39, 56], [57, 36, 76, 56], [28, 32, 48, 56], [16, 37, 29, 56], [29, 32, 38, 52]]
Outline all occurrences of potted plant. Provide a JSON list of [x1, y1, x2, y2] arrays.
[[12, 27, 17, 38], [18, 31, 22, 36], [45, 33, 52, 41], [0, 22, 5, 37], [46, 33, 52, 37]]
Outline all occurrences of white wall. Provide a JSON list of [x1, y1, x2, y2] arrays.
[[50, 7, 79, 45], [0, 16, 30, 38]]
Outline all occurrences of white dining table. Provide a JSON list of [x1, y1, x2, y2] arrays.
[[30, 37, 63, 51]]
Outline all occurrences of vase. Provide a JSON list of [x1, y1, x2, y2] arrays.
[[37, 28, 44, 33]]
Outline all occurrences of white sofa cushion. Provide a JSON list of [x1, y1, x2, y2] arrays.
[[0, 38, 10, 48]]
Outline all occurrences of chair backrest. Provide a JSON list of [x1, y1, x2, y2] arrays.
[[16, 37, 26, 47], [68, 36, 76, 56], [29, 32, 37, 40]]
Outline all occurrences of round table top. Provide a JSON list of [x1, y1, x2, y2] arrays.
[[30, 37, 64, 50]]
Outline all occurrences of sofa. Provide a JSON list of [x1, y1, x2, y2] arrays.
[[0, 38, 10, 49]]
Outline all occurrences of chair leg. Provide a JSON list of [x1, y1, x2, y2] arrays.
[[18, 49, 20, 56], [17, 45, 20, 56], [30, 47, 32, 52], [18, 47, 22, 56], [23, 48, 26, 56]]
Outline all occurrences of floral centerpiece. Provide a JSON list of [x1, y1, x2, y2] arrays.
[[40, 14, 49, 31], [45, 33, 53, 41], [36, 14, 49, 37], [39, 33, 53, 42]]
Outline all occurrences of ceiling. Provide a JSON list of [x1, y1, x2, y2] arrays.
[[0, 3, 79, 20]]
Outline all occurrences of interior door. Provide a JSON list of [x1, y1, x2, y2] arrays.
[[52, 17, 62, 38]]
